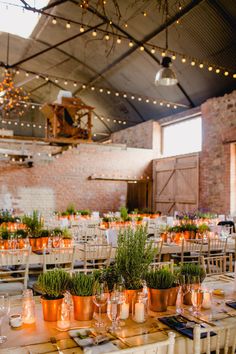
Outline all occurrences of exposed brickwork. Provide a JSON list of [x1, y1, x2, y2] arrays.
[[111, 120, 158, 149], [0, 144, 153, 215], [199, 90, 236, 214]]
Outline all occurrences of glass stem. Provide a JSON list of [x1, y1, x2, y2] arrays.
[[98, 306, 102, 324], [0, 318, 2, 337]]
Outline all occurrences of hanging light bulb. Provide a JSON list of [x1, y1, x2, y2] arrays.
[[66, 21, 71, 29], [80, 25, 85, 32], [155, 56, 178, 86], [92, 30, 97, 37], [117, 37, 121, 44], [105, 33, 110, 40], [52, 17, 57, 25]]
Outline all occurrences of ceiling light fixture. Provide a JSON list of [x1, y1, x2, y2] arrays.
[[155, 1, 177, 86]]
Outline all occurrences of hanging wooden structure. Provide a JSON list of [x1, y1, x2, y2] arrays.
[[42, 97, 93, 142]]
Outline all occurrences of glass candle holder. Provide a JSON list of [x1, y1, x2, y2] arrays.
[[57, 297, 70, 330], [132, 292, 147, 323], [22, 289, 36, 324]]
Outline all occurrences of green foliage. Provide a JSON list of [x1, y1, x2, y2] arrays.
[[66, 203, 76, 215], [69, 272, 96, 296], [198, 223, 210, 233], [98, 265, 121, 292], [115, 226, 157, 290], [22, 211, 43, 237], [39, 229, 50, 237], [79, 209, 91, 216], [15, 229, 28, 239], [52, 227, 63, 236], [179, 263, 206, 283], [120, 206, 128, 221], [62, 228, 72, 239], [135, 216, 143, 222], [145, 269, 176, 289], [0, 227, 11, 240], [0, 210, 17, 224], [37, 269, 70, 299]]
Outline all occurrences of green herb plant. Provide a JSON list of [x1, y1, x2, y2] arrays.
[[115, 226, 157, 290], [69, 272, 95, 296], [37, 269, 70, 299], [145, 268, 176, 289]]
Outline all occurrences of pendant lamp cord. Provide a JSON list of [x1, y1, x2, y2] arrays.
[[165, 0, 168, 51]]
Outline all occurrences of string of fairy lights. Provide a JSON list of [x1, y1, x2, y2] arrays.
[[0, 1, 235, 79]]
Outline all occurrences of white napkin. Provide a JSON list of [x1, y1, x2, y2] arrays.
[[83, 342, 118, 354]]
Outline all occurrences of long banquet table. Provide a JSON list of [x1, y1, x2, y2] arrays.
[[1, 275, 236, 354]]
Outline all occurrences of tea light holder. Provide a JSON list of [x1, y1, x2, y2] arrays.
[[22, 289, 36, 324], [202, 290, 212, 310], [57, 297, 70, 330], [132, 292, 147, 323]]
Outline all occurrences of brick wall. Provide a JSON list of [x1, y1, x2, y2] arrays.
[[111, 120, 161, 150], [199, 90, 236, 214], [0, 143, 153, 215]]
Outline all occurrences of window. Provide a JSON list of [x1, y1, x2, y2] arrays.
[[162, 116, 202, 157], [0, 1, 49, 38]]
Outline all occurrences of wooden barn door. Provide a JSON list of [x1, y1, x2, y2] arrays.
[[127, 181, 152, 211], [153, 153, 199, 215]]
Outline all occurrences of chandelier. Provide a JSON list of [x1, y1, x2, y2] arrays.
[[0, 70, 30, 116]]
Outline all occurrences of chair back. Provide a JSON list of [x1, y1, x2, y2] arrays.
[[83, 243, 112, 272], [0, 247, 31, 289], [149, 260, 174, 272], [106, 332, 175, 354], [180, 239, 203, 263], [43, 247, 76, 272], [201, 254, 233, 275], [193, 323, 236, 354], [208, 237, 227, 256]]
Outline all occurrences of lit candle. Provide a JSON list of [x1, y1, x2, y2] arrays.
[[120, 303, 129, 320], [202, 292, 212, 309], [134, 302, 145, 323]]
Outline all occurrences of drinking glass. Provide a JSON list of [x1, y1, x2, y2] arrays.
[[176, 275, 191, 314], [107, 290, 124, 332], [93, 282, 109, 328], [191, 288, 204, 316], [0, 293, 10, 344]]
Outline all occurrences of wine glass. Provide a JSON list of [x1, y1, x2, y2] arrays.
[[93, 282, 109, 328], [107, 290, 125, 333], [191, 288, 204, 316], [176, 275, 191, 314], [0, 293, 10, 344]]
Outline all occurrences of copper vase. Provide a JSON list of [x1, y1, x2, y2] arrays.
[[72, 295, 94, 321], [148, 288, 170, 312], [41, 296, 63, 322], [183, 283, 199, 305], [168, 286, 179, 306]]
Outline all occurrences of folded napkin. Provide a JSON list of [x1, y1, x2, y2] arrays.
[[158, 315, 216, 340], [83, 342, 118, 354], [226, 301, 236, 309]]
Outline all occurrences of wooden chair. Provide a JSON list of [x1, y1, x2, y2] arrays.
[[106, 332, 175, 354], [43, 246, 76, 272], [207, 237, 227, 256], [172, 239, 203, 264], [149, 259, 174, 272], [77, 244, 112, 273], [0, 247, 30, 295], [193, 323, 236, 354], [148, 239, 163, 265], [200, 254, 233, 275]]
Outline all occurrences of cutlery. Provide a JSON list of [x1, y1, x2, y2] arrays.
[[50, 337, 64, 354]]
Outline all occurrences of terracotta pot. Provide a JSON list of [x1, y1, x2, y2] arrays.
[[174, 232, 182, 243], [168, 286, 179, 306], [72, 295, 94, 321], [184, 231, 190, 240], [3, 240, 9, 249], [148, 288, 170, 312], [29, 238, 36, 251], [35, 238, 42, 250], [41, 237, 49, 249], [18, 239, 25, 249], [63, 239, 72, 247], [41, 296, 63, 322], [161, 233, 167, 242], [125, 289, 142, 312]]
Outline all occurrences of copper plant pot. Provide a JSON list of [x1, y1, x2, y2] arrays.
[[125, 289, 142, 312], [168, 286, 179, 306], [29, 238, 36, 251], [41, 296, 63, 322], [72, 295, 94, 321], [148, 288, 170, 312]]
